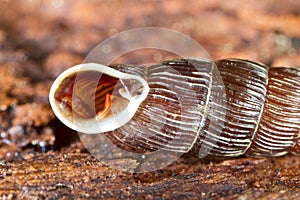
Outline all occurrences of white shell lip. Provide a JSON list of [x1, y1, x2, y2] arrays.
[[49, 63, 150, 134]]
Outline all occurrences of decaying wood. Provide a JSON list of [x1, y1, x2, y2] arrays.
[[1, 145, 300, 199]]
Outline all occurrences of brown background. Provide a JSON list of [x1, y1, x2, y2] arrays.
[[0, 0, 300, 199]]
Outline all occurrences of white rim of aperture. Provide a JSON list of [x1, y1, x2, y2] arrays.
[[49, 63, 150, 134]]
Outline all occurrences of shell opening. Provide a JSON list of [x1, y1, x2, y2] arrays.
[[49, 63, 149, 134]]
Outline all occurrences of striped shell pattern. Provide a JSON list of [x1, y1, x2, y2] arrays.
[[49, 58, 300, 159]]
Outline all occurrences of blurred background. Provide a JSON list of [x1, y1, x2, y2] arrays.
[[2, 0, 300, 68], [0, 0, 300, 158]]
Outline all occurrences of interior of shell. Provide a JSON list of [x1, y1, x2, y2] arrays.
[[49, 63, 149, 134]]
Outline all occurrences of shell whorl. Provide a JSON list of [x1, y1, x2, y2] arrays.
[[49, 58, 300, 159]]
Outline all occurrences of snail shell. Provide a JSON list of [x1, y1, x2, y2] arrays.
[[49, 58, 300, 159]]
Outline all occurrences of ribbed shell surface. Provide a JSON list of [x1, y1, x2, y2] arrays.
[[107, 58, 300, 158], [106, 59, 216, 153], [194, 59, 269, 158], [246, 67, 300, 157]]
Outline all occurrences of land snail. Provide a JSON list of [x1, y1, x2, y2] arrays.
[[49, 58, 300, 161]]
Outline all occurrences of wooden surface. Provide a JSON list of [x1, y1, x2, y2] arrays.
[[1, 147, 300, 199], [0, 0, 300, 199]]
